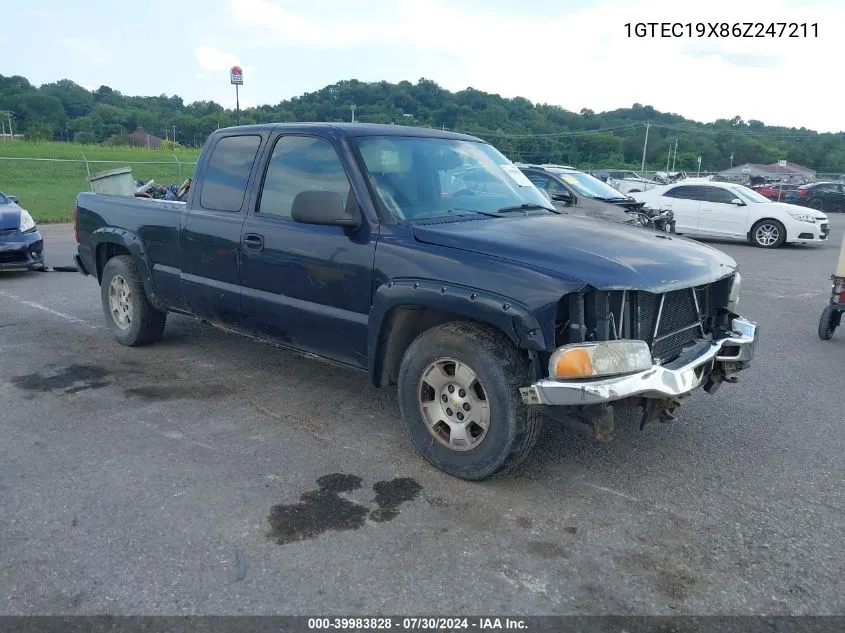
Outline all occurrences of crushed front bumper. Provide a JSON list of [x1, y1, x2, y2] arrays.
[[0, 229, 45, 271], [520, 317, 757, 406]]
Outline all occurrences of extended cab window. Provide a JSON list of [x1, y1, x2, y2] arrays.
[[200, 135, 261, 212], [258, 136, 352, 219]]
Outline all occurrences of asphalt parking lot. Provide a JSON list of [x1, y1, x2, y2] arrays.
[[2, 221, 845, 616]]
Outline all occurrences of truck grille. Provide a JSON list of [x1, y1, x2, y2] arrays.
[[635, 288, 705, 362]]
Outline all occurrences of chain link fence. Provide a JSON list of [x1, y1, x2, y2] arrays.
[[0, 157, 196, 222], [3, 154, 844, 224]]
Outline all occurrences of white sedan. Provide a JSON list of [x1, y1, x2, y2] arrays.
[[631, 181, 829, 248]]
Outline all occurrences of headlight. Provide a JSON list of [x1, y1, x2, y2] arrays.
[[549, 340, 652, 380], [786, 210, 815, 223], [19, 210, 36, 233], [728, 272, 741, 312]]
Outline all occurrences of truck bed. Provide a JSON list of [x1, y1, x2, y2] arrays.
[[75, 192, 186, 299]]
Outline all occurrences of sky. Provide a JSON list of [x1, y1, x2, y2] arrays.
[[1, 0, 842, 132]]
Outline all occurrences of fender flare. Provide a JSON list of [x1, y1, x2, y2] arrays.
[[367, 278, 549, 382], [91, 227, 164, 310]]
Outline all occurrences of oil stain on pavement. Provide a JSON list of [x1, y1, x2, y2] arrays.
[[268, 474, 422, 544], [10, 364, 110, 395]]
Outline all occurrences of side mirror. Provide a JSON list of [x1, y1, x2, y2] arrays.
[[731, 198, 745, 206], [551, 191, 573, 203], [291, 190, 360, 228], [8, 195, 18, 204]]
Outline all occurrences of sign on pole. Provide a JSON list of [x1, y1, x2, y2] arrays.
[[230, 66, 243, 125], [778, 160, 787, 167]]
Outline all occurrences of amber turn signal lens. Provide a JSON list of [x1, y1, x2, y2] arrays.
[[554, 348, 593, 378]]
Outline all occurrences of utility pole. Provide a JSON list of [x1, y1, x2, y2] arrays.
[[350, 104, 356, 123], [640, 122, 650, 175], [671, 138, 678, 171], [730, 152, 734, 169], [172, 125, 176, 144], [0, 111, 13, 138]]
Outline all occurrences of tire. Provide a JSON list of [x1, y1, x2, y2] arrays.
[[809, 198, 824, 211], [396, 321, 543, 481], [818, 305, 838, 340], [750, 219, 786, 248], [100, 255, 166, 347]]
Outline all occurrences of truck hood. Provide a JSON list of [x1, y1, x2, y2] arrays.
[[411, 214, 737, 293]]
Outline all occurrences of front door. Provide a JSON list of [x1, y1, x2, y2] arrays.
[[238, 134, 377, 369], [696, 185, 749, 238]]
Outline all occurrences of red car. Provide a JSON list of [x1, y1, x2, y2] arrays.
[[752, 183, 798, 201]]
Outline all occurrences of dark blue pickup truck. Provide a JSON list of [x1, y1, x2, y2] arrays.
[[74, 123, 757, 480]]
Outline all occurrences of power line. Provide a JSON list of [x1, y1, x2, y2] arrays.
[[469, 123, 644, 139]]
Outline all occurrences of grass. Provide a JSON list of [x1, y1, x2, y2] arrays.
[[0, 141, 201, 223]]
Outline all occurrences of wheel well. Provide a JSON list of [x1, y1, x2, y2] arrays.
[[374, 305, 523, 388], [750, 217, 787, 240], [95, 243, 130, 282]]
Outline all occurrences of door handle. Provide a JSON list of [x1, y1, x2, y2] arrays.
[[242, 233, 264, 251]]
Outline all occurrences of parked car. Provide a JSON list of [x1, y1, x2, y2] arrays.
[[517, 164, 645, 213], [753, 182, 800, 201], [631, 181, 829, 248], [74, 123, 757, 481], [784, 182, 845, 212], [515, 164, 636, 224], [0, 191, 45, 271], [589, 169, 660, 194]]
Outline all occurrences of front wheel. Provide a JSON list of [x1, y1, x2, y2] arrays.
[[100, 255, 166, 346], [818, 305, 839, 340], [750, 219, 786, 248], [397, 321, 543, 481]]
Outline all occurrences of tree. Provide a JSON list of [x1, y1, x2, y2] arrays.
[[1, 73, 842, 170]]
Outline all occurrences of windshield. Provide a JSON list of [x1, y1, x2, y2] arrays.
[[355, 136, 551, 220], [0, 192, 10, 205], [729, 185, 770, 204], [552, 170, 628, 199]]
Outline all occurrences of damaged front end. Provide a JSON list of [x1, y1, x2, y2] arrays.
[[519, 273, 757, 440]]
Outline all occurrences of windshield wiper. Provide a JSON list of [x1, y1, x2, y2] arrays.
[[448, 208, 503, 218], [495, 203, 560, 215]]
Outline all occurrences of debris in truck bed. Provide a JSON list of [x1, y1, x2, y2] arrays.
[[134, 179, 188, 201]]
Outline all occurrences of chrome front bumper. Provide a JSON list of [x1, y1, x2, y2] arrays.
[[520, 317, 757, 406]]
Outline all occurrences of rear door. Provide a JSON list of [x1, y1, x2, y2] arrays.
[[180, 133, 265, 323], [238, 133, 377, 368], [696, 185, 749, 238], [658, 185, 704, 234]]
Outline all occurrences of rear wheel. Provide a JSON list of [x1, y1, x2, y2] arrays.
[[397, 321, 543, 481], [809, 198, 824, 211], [750, 219, 786, 248], [100, 255, 166, 346], [818, 305, 839, 340]]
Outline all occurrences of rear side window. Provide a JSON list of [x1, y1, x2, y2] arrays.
[[200, 135, 262, 212], [664, 185, 702, 200], [699, 187, 737, 204], [524, 173, 551, 189]]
